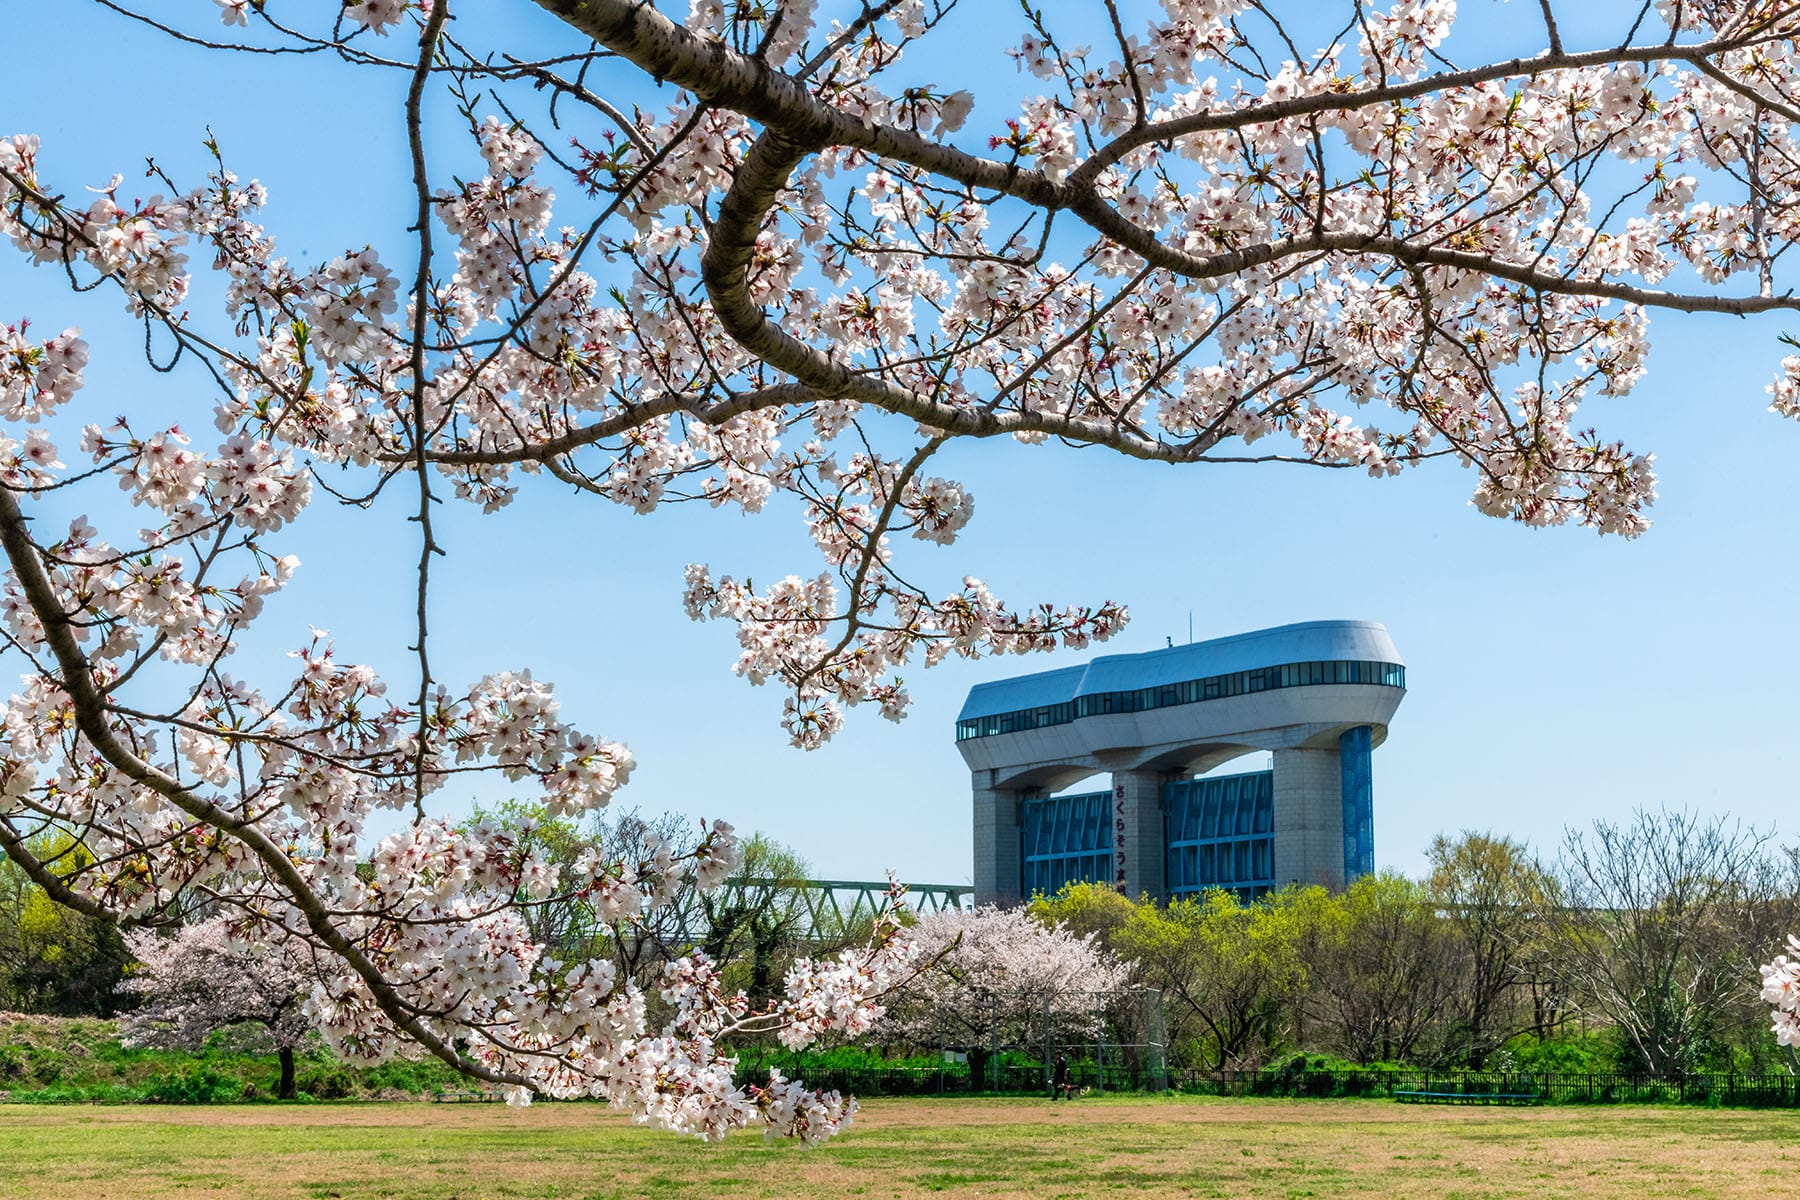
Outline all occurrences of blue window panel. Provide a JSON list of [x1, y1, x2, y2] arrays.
[[1165, 770, 1276, 901], [1340, 724, 1375, 882], [1020, 790, 1113, 897]]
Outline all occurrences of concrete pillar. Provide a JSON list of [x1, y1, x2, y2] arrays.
[[972, 778, 1021, 906], [1272, 747, 1346, 891], [1111, 769, 1167, 901]]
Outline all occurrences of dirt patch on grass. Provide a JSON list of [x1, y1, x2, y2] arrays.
[[0, 1097, 1794, 1199]]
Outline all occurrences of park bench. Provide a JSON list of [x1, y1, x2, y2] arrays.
[[1392, 1090, 1543, 1106]]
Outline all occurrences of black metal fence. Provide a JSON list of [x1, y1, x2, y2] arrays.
[[1174, 1067, 1800, 1106], [733, 1060, 1800, 1107], [732, 1059, 1150, 1097]]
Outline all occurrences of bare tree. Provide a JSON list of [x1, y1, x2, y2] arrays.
[[1543, 808, 1783, 1077]]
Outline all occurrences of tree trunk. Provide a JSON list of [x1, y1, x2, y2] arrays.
[[278, 1046, 296, 1100], [966, 1047, 990, 1093]]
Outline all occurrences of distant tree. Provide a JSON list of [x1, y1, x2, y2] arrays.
[[1029, 882, 1140, 956], [1543, 808, 1782, 1077], [584, 807, 710, 987], [1313, 873, 1459, 1065], [461, 802, 829, 1012], [695, 834, 816, 1003], [1113, 887, 1310, 1071], [462, 799, 610, 967], [121, 918, 316, 1099], [880, 905, 1128, 1088], [1427, 831, 1551, 1067], [0, 831, 132, 1016]]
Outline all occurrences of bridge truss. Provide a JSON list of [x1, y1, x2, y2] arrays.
[[665, 877, 973, 946]]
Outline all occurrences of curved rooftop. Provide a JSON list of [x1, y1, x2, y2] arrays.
[[958, 620, 1404, 722]]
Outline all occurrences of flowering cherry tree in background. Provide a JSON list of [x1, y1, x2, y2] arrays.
[[879, 905, 1130, 1088], [5, 0, 1800, 1140], [121, 916, 317, 1099]]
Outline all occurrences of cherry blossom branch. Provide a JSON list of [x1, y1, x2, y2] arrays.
[[0, 485, 531, 1091], [405, 2, 452, 822]]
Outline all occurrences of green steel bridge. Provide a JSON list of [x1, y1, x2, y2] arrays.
[[666, 877, 972, 945]]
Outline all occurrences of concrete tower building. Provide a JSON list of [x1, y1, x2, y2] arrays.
[[955, 620, 1406, 906]]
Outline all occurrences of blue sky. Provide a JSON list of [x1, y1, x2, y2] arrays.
[[2, 1, 1796, 886]]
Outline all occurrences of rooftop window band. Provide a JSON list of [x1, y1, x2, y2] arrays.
[[955, 659, 1405, 741]]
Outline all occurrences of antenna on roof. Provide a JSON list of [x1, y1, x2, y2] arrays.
[[1188, 611, 1194, 644], [1165, 636, 1173, 648]]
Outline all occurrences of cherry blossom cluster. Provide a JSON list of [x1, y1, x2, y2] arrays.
[[880, 904, 1131, 1047], [0, 111, 930, 1138], [0, 320, 86, 423], [1764, 935, 1800, 1047], [1767, 355, 1800, 420], [682, 565, 1124, 747], [301, 868, 918, 1140]]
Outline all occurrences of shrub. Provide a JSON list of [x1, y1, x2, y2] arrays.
[[24, 1046, 71, 1084], [359, 1057, 466, 1095], [295, 1066, 356, 1100], [139, 1067, 247, 1104], [1502, 1033, 1615, 1074]]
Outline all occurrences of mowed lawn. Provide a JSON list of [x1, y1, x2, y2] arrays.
[[2, 1096, 1796, 1199]]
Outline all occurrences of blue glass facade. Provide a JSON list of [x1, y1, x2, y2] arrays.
[[956, 659, 1404, 740], [1340, 725, 1374, 883], [1164, 771, 1275, 902], [1021, 743, 1377, 903], [1020, 789, 1113, 898]]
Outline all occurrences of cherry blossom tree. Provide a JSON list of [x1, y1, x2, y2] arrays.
[[5, 0, 1800, 1139], [121, 916, 317, 1099], [879, 905, 1129, 1087]]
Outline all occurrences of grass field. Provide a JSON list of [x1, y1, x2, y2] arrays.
[[1, 1095, 1795, 1199]]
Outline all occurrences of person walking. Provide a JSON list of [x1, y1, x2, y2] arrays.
[[1051, 1053, 1071, 1101]]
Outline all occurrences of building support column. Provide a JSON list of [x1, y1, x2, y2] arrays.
[[972, 776, 1021, 906], [1272, 747, 1346, 891], [1111, 769, 1167, 901]]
